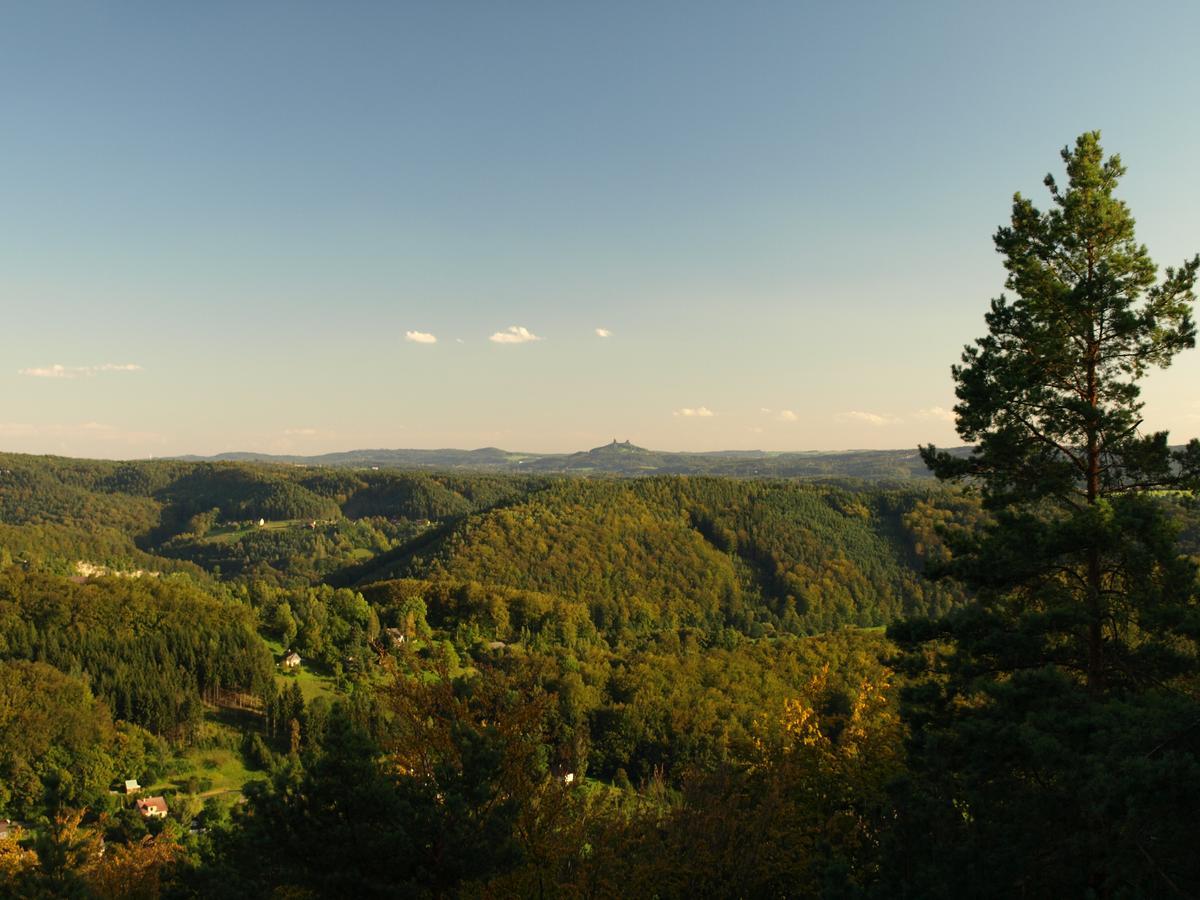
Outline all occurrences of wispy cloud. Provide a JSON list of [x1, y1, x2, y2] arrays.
[[916, 406, 955, 423], [595, 327, 612, 338], [19, 363, 143, 379], [837, 410, 901, 426], [405, 330, 437, 344], [283, 427, 320, 436], [674, 406, 716, 418], [489, 325, 542, 344], [759, 407, 797, 422]]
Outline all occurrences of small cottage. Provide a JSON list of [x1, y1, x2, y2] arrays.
[[136, 796, 169, 819], [283, 651, 301, 669], [124, 779, 141, 794]]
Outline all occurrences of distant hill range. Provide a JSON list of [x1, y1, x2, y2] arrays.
[[175, 440, 968, 479]]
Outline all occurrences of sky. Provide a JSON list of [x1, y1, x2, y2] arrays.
[[2, 1, 1199, 458]]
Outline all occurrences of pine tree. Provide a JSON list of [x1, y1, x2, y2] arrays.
[[887, 132, 1200, 898], [921, 130, 1200, 689]]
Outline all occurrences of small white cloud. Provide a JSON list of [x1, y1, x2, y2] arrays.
[[776, 409, 799, 422], [674, 406, 716, 418], [916, 406, 955, 423], [749, 426, 764, 434], [19, 363, 143, 379], [837, 410, 901, 426], [405, 330, 438, 344], [283, 427, 320, 436], [455, 338, 465, 344], [19, 364, 71, 378], [489, 325, 542, 344], [595, 327, 612, 338], [759, 407, 772, 414]]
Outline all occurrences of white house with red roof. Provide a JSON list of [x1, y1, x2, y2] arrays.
[[136, 796, 169, 819]]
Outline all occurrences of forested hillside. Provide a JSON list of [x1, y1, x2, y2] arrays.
[[0, 452, 972, 638], [358, 478, 972, 637], [1, 450, 1197, 896]]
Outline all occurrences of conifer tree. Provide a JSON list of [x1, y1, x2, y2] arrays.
[[888, 132, 1200, 898], [920, 130, 1200, 690]]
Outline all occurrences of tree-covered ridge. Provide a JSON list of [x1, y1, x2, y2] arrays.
[[364, 478, 970, 638], [339, 471, 532, 519], [0, 660, 118, 816], [174, 441, 965, 479], [0, 452, 977, 639], [0, 571, 274, 737], [0, 522, 204, 580], [0, 454, 535, 581], [0, 453, 531, 541], [0, 457, 162, 535]]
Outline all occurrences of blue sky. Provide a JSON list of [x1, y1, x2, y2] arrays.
[[3, 1, 1199, 457]]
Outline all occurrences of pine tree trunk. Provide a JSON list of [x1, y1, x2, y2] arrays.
[[1086, 345, 1103, 693]]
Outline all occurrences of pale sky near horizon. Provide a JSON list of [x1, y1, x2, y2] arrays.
[[3, 1, 1199, 459]]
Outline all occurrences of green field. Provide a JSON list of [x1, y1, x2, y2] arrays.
[[276, 666, 337, 703], [201, 519, 311, 544], [264, 637, 339, 702], [149, 747, 264, 798]]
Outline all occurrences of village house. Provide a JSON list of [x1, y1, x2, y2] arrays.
[[136, 796, 169, 819], [124, 779, 141, 794], [0, 819, 18, 840], [283, 651, 301, 669]]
